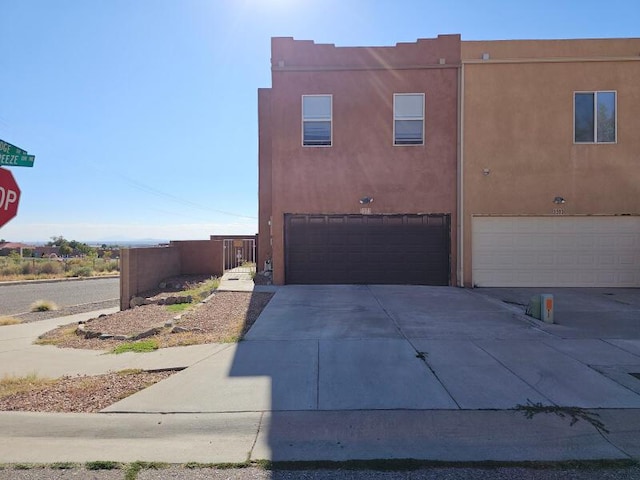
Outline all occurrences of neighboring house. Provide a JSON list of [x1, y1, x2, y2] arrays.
[[461, 38, 640, 287], [0, 242, 31, 256], [259, 35, 640, 288], [259, 35, 461, 285]]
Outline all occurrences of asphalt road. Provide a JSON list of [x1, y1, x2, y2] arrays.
[[0, 277, 119, 315]]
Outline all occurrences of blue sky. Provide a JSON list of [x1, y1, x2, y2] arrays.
[[1, 0, 638, 243]]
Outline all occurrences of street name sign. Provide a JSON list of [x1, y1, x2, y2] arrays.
[[0, 167, 21, 228], [0, 139, 35, 167]]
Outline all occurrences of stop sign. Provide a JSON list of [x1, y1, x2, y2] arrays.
[[0, 167, 20, 228]]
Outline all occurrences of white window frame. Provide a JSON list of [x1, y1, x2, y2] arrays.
[[393, 93, 425, 146], [573, 90, 617, 144], [302, 94, 332, 147]]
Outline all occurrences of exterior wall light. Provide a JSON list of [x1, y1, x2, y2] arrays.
[[359, 196, 374, 205], [553, 196, 566, 204]]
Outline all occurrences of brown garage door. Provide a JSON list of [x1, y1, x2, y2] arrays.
[[285, 214, 450, 285]]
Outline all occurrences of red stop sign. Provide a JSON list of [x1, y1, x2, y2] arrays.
[[0, 167, 21, 228]]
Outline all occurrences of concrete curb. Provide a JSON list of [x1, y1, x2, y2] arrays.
[[0, 409, 637, 463], [0, 274, 119, 287]]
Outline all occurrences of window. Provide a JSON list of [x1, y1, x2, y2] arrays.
[[394, 93, 424, 145], [574, 91, 616, 143], [302, 95, 332, 146]]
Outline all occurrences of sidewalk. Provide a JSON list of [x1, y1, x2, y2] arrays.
[[0, 286, 639, 464]]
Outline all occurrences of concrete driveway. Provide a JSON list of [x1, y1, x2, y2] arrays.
[[4, 285, 640, 463], [108, 285, 640, 413]]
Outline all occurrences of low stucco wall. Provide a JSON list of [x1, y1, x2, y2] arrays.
[[120, 246, 181, 311], [171, 239, 224, 276], [119, 240, 225, 310]]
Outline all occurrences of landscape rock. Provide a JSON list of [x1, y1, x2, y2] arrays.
[[132, 327, 163, 340], [130, 296, 146, 308]]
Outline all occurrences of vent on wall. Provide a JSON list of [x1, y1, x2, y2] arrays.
[[482, 53, 490, 60]]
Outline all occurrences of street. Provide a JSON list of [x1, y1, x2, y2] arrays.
[[0, 277, 119, 316]]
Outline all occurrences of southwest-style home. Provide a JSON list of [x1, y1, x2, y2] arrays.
[[259, 35, 640, 288], [258, 35, 461, 286], [461, 38, 640, 287]]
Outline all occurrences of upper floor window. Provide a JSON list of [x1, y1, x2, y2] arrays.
[[394, 93, 424, 145], [302, 95, 332, 146], [574, 91, 616, 143]]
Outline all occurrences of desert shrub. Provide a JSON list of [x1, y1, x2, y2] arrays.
[[38, 261, 63, 275], [64, 258, 83, 268], [106, 261, 119, 272], [20, 263, 36, 275], [70, 266, 93, 277], [1, 265, 20, 276], [30, 300, 59, 312]]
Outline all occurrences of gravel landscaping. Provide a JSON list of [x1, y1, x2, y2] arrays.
[[1, 278, 273, 413]]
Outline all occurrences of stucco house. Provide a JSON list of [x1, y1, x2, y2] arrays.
[[258, 35, 461, 286], [258, 35, 640, 288], [461, 38, 640, 287]]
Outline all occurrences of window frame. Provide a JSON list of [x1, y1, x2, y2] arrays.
[[302, 94, 332, 147], [393, 93, 425, 146], [573, 90, 617, 144]]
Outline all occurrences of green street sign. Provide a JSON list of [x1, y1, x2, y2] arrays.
[[0, 139, 35, 167], [0, 153, 35, 167]]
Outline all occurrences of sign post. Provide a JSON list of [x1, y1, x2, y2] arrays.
[[0, 167, 21, 228]]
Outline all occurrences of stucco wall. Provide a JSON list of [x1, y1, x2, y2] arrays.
[[460, 38, 640, 286], [171, 240, 224, 276], [261, 35, 461, 285], [257, 87, 273, 272], [120, 246, 181, 310], [120, 239, 225, 310]]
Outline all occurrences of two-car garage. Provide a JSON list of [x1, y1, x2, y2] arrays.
[[472, 216, 640, 287], [285, 213, 450, 285]]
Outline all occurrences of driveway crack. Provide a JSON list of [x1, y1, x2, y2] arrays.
[[366, 286, 461, 409]]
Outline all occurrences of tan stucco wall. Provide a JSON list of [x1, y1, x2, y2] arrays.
[[260, 35, 461, 285], [171, 240, 224, 276], [120, 246, 181, 310], [461, 38, 640, 286], [120, 240, 225, 310]]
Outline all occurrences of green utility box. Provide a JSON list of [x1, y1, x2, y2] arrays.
[[526, 294, 555, 324]]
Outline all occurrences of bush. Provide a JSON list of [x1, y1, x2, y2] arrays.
[[70, 266, 93, 277], [38, 261, 63, 275], [30, 300, 59, 312], [1, 265, 19, 276], [106, 261, 119, 272], [20, 263, 35, 275]]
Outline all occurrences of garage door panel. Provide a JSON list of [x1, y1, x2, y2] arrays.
[[472, 216, 640, 287], [286, 214, 449, 285]]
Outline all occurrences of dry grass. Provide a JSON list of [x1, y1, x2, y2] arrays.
[[29, 300, 59, 312], [0, 373, 54, 399], [36, 325, 77, 346], [0, 316, 21, 326]]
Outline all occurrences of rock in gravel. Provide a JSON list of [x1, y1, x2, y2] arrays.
[[130, 296, 146, 308]]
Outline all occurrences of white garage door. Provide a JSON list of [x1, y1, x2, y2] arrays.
[[472, 216, 640, 287]]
